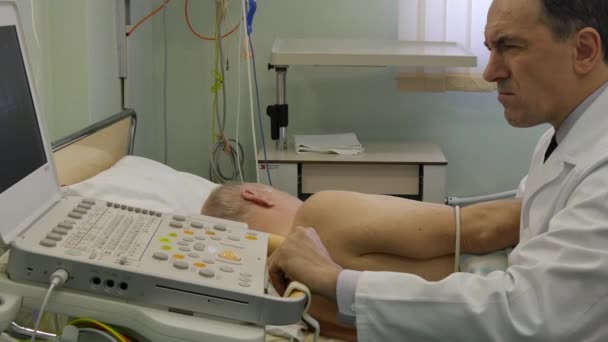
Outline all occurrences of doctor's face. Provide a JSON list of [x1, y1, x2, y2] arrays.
[[483, 0, 576, 128]]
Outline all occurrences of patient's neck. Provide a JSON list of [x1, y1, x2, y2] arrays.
[[246, 202, 301, 237]]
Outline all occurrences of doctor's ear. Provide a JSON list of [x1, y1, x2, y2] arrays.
[[241, 189, 276, 208], [573, 27, 603, 75]]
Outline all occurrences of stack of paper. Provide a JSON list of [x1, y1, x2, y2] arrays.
[[294, 133, 365, 155]]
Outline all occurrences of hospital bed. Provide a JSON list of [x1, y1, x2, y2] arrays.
[[0, 109, 347, 342]]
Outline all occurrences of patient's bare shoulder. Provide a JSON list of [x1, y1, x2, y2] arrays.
[[293, 191, 369, 224]]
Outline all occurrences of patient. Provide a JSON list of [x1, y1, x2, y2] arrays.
[[201, 183, 520, 341]]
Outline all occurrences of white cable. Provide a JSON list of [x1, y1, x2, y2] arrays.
[[31, 269, 69, 342], [241, 0, 260, 183], [454, 205, 461, 273], [235, 2, 244, 183], [162, 0, 169, 165], [284, 282, 319, 342]]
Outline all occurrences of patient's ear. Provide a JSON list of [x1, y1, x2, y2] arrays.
[[241, 189, 275, 208]]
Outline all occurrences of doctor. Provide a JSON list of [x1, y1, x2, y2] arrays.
[[269, 0, 608, 340]]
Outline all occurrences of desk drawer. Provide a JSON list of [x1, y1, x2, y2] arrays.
[[301, 164, 420, 195]]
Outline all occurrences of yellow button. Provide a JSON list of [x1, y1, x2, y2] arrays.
[[245, 235, 258, 240], [168, 233, 178, 237], [184, 230, 194, 235], [219, 250, 242, 262], [194, 262, 206, 268], [205, 231, 216, 236], [161, 245, 172, 251], [173, 254, 185, 260], [159, 238, 171, 243]]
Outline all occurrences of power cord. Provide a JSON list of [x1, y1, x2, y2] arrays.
[[30, 269, 69, 342], [283, 282, 319, 342]]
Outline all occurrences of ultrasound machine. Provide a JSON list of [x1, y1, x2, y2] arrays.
[[0, 2, 306, 341]]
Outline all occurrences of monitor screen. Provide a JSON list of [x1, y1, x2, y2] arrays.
[[0, 25, 47, 194]]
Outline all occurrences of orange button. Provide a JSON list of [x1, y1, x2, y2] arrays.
[[218, 250, 242, 262], [184, 230, 194, 235], [173, 254, 185, 260], [205, 231, 216, 236], [194, 262, 206, 268], [245, 235, 257, 240]]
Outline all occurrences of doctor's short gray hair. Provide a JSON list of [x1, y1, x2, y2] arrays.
[[540, 0, 608, 63], [201, 183, 248, 222]]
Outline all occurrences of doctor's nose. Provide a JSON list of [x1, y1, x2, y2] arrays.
[[483, 52, 509, 83]]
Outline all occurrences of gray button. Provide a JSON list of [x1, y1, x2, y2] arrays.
[[188, 253, 200, 258], [177, 241, 189, 246], [113, 203, 120, 208], [64, 219, 76, 225], [155, 212, 162, 217], [213, 224, 227, 232], [82, 198, 96, 205], [173, 261, 189, 270], [169, 222, 183, 229], [89, 252, 97, 259], [195, 236, 206, 241], [106, 202, 113, 207], [239, 277, 252, 282], [135, 208, 141, 213], [238, 282, 251, 288], [58, 222, 74, 229], [52, 227, 69, 235], [193, 242, 206, 251], [240, 272, 252, 278], [127, 206, 134, 211], [46, 233, 62, 241], [40, 239, 57, 247], [203, 258, 215, 264], [78, 203, 92, 210], [211, 236, 222, 241], [65, 249, 82, 256], [142, 209, 148, 214], [68, 212, 83, 219], [121, 204, 127, 210], [179, 246, 192, 252], [199, 269, 215, 278], [119, 257, 128, 265], [74, 208, 87, 214], [182, 237, 194, 242], [190, 221, 204, 229], [149, 210, 156, 216], [228, 236, 241, 241], [172, 215, 186, 222], [219, 266, 234, 273], [246, 231, 258, 236], [153, 252, 169, 261]]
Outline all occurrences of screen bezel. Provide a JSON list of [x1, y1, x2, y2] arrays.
[[0, 2, 60, 244]]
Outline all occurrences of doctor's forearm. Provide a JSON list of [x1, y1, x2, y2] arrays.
[[461, 199, 521, 254]]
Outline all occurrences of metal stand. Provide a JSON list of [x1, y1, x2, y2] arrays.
[[267, 65, 289, 150]]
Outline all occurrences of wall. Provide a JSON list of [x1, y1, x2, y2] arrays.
[[22, 0, 546, 197], [127, 0, 545, 197], [15, 0, 121, 141]]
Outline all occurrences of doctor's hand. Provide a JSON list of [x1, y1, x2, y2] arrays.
[[268, 226, 343, 301]]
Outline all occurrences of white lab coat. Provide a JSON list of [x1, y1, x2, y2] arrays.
[[354, 87, 608, 341]]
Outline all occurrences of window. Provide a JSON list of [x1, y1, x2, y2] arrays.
[[397, 0, 494, 92]]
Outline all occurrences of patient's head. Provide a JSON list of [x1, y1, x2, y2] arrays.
[[201, 183, 302, 236]]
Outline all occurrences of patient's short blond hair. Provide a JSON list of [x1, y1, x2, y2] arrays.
[[201, 183, 249, 222]]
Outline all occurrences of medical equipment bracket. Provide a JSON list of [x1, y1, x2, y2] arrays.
[[267, 64, 289, 149]]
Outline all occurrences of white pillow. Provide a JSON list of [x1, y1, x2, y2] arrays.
[[62, 156, 218, 215]]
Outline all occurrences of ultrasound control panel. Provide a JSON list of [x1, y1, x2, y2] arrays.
[[7, 196, 305, 326]]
